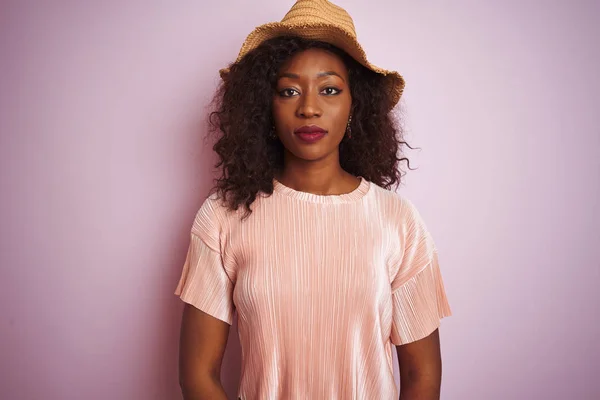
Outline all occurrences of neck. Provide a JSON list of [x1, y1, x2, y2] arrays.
[[275, 154, 359, 196]]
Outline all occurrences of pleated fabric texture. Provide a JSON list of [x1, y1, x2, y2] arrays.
[[175, 177, 452, 399]]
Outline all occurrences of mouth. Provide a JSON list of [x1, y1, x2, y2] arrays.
[[294, 125, 327, 144], [294, 125, 327, 134]]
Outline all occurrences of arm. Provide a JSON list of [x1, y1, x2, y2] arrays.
[[396, 328, 442, 400], [179, 303, 230, 400]]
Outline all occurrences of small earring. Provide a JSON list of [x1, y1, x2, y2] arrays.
[[346, 116, 352, 139], [270, 126, 277, 139]]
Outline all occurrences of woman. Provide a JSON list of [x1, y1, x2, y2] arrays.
[[175, 1, 452, 399]]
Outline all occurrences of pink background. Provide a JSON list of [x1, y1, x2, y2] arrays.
[[1, 1, 599, 399]]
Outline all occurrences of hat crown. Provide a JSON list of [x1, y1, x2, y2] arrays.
[[220, 0, 405, 109], [281, 0, 356, 36]]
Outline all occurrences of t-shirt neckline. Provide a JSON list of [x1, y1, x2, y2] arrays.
[[272, 176, 370, 204]]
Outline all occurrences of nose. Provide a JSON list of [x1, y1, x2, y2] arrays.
[[296, 92, 322, 118]]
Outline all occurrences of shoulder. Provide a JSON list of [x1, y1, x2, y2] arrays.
[[367, 181, 423, 225], [192, 192, 223, 228], [190, 192, 239, 249]]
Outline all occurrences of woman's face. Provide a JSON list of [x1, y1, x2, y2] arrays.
[[272, 48, 352, 164]]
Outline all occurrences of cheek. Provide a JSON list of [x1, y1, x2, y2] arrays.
[[330, 101, 352, 128], [272, 100, 289, 126]]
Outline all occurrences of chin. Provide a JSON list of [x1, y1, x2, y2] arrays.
[[286, 145, 338, 162]]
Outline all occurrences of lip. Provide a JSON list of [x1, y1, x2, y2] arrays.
[[293, 125, 327, 144], [294, 125, 327, 134]]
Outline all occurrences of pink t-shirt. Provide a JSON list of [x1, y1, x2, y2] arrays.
[[175, 177, 451, 399]]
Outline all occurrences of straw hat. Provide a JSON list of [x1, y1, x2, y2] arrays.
[[219, 0, 405, 109]]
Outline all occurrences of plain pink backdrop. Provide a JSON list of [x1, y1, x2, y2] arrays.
[[1, 1, 599, 399]]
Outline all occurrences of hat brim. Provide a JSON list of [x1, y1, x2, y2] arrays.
[[219, 22, 405, 109]]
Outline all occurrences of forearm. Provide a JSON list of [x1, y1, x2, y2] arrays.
[[399, 377, 440, 400], [180, 377, 228, 400]]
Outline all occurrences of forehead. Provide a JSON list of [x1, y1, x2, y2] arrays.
[[278, 48, 348, 79]]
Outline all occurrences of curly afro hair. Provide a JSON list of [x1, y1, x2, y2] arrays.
[[208, 36, 413, 217]]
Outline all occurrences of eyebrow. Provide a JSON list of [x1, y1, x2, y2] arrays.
[[279, 71, 346, 83]]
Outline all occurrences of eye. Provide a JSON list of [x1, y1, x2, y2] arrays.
[[321, 87, 341, 95], [278, 88, 300, 97]]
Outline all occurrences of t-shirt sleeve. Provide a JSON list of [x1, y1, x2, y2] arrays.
[[174, 196, 235, 325], [390, 198, 452, 345]]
